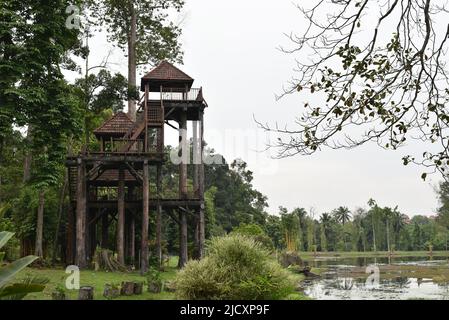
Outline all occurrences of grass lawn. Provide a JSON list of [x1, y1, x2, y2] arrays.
[[21, 257, 179, 300]]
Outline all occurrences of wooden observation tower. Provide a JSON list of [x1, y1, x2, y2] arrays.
[[66, 61, 207, 272]]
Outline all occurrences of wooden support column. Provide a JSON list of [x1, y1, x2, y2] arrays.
[[75, 158, 87, 268], [193, 120, 201, 259], [129, 214, 135, 266], [101, 211, 109, 249], [89, 211, 97, 259], [178, 112, 188, 268], [179, 210, 188, 268], [127, 186, 136, 266], [198, 110, 206, 259], [141, 160, 149, 274], [117, 168, 125, 265], [66, 203, 76, 265], [156, 164, 163, 269]]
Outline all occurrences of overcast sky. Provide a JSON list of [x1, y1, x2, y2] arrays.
[[77, 0, 441, 217]]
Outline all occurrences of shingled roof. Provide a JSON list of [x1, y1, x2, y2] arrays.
[[141, 61, 194, 91], [94, 112, 134, 137]]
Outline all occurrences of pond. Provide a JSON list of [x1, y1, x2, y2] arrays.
[[300, 256, 449, 300]]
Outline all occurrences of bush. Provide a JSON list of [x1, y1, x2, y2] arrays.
[[231, 223, 275, 252], [278, 251, 303, 268], [174, 235, 294, 300]]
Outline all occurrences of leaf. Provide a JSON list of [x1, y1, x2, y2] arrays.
[[0, 256, 38, 288], [421, 173, 427, 181], [0, 232, 14, 251], [0, 283, 46, 300]]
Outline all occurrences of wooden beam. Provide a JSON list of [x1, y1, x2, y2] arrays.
[[125, 162, 143, 183]]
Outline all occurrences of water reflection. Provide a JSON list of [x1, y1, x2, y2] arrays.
[[302, 256, 449, 300]]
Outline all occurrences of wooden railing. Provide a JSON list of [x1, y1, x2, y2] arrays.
[[148, 107, 163, 123], [98, 139, 145, 154], [161, 87, 203, 101]]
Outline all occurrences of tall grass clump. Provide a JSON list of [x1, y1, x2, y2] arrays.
[[174, 235, 295, 300]]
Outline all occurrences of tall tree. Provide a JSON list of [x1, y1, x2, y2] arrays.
[[88, 0, 184, 120], [0, 0, 83, 257], [259, 0, 449, 179]]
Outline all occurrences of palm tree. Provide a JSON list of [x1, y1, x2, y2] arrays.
[[333, 206, 352, 225], [320, 213, 332, 252], [383, 209, 393, 254]]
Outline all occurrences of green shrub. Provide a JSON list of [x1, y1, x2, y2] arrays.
[[231, 223, 275, 252], [174, 235, 294, 300]]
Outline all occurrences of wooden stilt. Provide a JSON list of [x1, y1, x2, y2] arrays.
[[75, 158, 87, 268], [117, 168, 125, 265], [141, 160, 149, 274], [178, 112, 188, 268], [129, 214, 135, 266], [156, 164, 162, 269], [199, 110, 206, 259], [101, 211, 109, 249], [66, 203, 76, 265]]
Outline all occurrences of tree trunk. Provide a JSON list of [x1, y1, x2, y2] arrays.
[[386, 220, 391, 254], [35, 190, 45, 258], [23, 126, 33, 184], [52, 173, 68, 265], [127, 4, 137, 121]]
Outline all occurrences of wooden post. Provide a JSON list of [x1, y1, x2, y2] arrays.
[[193, 119, 201, 259], [199, 110, 206, 259], [75, 158, 87, 268], [117, 168, 125, 265], [66, 203, 76, 265], [178, 112, 188, 267], [141, 160, 149, 274], [130, 214, 135, 266], [101, 211, 109, 249], [126, 211, 135, 266], [89, 212, 97, 259], [179, 210, 188, 268], [156, 164, 163, 269]]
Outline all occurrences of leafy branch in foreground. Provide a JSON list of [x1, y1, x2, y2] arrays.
[[0, 231, 46, 300], [257, 0, 449, 179]]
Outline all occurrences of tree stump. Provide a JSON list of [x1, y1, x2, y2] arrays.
[[133, 282, 143, 295], [148, 281, 162, 293], [120, 282, 135, 296], [78, 286, 94, 300], [103, 284, 120, 299], [51, 292, 66, 300]]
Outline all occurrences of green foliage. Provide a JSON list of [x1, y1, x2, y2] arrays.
[[0, 232, 45, 299], [88, 0, 184, 65], [174, 235, 294, 300], [231, 223, 274, 252]]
